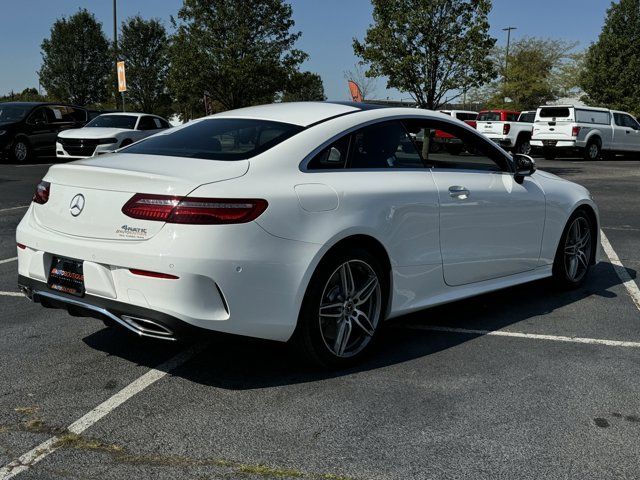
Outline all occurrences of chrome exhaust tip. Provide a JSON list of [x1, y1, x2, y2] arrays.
[[120, 315, 174, 337]]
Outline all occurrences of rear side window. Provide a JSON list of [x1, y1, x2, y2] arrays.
[[518, 112, 535, 123], [575, 109, 609, 125], [477, 112, 501, 121], [348, 121, 424, 169], [138, 116, 158, 130], [539, 107, 571, 118], [308, 135, 350, 170], [123, 118, 303, 160]]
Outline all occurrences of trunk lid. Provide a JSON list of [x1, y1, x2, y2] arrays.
[[532, 106, 575, 140], [476, 121, 506, 136], [34, 153, 249, 241]]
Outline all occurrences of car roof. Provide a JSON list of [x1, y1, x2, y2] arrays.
[[209, 101, 391, 127], [539, 104, 610, 112], [99, 112, 149, 118], [0, 101, 84, 108]]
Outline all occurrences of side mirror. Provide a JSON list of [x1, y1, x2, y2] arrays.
[[513, 153, 536, 183]]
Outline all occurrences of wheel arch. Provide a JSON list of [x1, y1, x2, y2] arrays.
[[570, 203, 599, 265], [298, 233, 394, 323]]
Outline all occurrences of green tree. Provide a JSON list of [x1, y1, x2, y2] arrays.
[[580, 0, 640, 112], [281, 71, 326, 102], [39, 9, 111, 106], [1, 88, 47, 103], [353, 0, 496, 109], [168, 0, 308, 119], [119, 16, 171, 116], [485, 38, 579, 110]]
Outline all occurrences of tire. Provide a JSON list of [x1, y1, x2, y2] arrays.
[[543, 147, 556, 160], [552, 210, 594, 289], [583, 139, 601, 161], [292, 247, 388, 368], [445, 144, 463, 155], [515, 136, 532, 155], [11, 138, 30, 163]]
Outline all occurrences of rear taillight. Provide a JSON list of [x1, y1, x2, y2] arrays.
[[503, 124, 511, 135], [572, 126, 581, 137], [17, 243, 26, 250], [121, 194, 268, 225], [32, 181, 50, 205]]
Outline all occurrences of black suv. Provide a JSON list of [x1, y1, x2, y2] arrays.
[[0, 102, 88, 163]]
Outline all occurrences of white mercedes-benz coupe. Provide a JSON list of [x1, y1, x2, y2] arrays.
[[16, 102, 599, 367]]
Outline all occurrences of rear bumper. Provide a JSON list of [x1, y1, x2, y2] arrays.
[[18, 275, 203, 340], [16, 206, 322, 342], [485, 136, 513, 147], [531, 139, 580, 149]]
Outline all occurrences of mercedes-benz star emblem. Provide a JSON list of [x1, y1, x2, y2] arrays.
[[69, 194, 85, 217]]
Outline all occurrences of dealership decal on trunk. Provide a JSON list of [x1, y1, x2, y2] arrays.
[[116, 225, 148, 239]]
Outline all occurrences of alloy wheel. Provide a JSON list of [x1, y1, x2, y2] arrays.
[[14, 142, 27, 162], [518, 141, 532, 155], [563, 216, 592, 282], [318, 260, 382, 358], [588, 143, 599, 160]]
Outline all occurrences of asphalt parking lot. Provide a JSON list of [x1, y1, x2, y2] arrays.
[[0, 155, 639, 480]]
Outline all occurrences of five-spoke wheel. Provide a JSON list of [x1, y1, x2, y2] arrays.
[[553, 210, 594, 288], [294, 248, 387, 367]]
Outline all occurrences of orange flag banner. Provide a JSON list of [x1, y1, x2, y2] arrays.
[[348, 80, 363, 103]]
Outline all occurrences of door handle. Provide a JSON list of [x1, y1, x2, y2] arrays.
[[448, 186, 470, 199]]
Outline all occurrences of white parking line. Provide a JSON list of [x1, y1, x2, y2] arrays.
[[405, 325, 640, 348], [0, 257, 17, 265], [0, 206, 28, 213], [0, 342, 206, 479], [601, 230, 640, 311], [0, 292, 22, 297]]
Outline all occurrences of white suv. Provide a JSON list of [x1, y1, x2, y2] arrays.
[[531, 105, 640, 160]]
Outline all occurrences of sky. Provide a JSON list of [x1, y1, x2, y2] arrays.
[[0, 0, 613, 101]]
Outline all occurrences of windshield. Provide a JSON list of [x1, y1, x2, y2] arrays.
[[122, 118, 304, 160], [0, 105, 30, 122], [477, 111, 502, 121], [86, 115, 137, 129]]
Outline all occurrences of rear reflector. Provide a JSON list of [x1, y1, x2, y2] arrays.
[[122, 194, 268, 224], [32, 181, 50, 205], [572, 126, 581, 137], [129, 269, 179, 279]]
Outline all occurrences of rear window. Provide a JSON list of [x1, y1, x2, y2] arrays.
[[477, 112, 501, 121], [123, 118, 303, 160], [539, 107, 571, 118], [456, 112, 478, 121]]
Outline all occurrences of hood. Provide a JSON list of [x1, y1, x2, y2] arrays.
[[58, 127, 131, 139]]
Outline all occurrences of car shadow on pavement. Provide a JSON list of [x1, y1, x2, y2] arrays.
[[82, 261, 636, 390]]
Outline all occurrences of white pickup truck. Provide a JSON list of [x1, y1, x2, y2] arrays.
[[531, 105, 640, 160], [475, 110, 535, 154]]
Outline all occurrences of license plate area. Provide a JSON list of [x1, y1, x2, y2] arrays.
[[48, 256, 85, 297], [543, 140, 558, 147]]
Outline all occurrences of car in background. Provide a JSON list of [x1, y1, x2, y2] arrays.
[[17, 102, 599, 367], [433, 110, 478, 154], [0, 102, 88, 163], [56, 112, 171, 159], [476, 110, 535, 154], [531, 105, 640, 160]]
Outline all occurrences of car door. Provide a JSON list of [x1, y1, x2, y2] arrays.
[[612, 113, 631, 151], [408, 119, 546, 286], [622, 114, 640, 152], [24, 107, 53, 153]]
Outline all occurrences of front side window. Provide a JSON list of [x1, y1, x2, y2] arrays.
[[27, 108, 48, 125], [123, 118, 303, 160], [86, 115, 137, 129], [403, 119, 509, 172], [623, 114, 640, 129], [348, 121, 423, 169]]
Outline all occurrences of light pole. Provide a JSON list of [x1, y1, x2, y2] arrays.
[[113, 0, 119, 110], [502, 26, 516, 104]]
